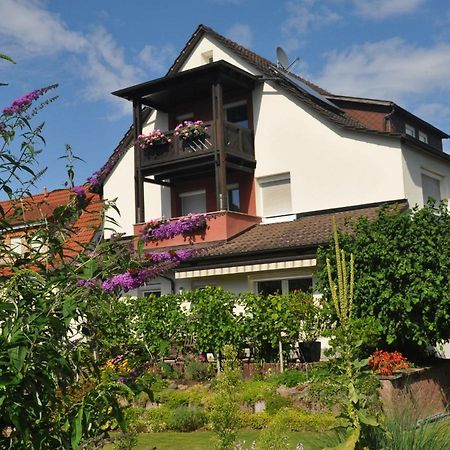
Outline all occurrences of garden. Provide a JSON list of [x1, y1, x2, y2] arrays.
[[1, 53, 450, 449]]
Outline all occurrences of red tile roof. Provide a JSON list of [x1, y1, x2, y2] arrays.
[[0, 187, 103, 269], [187, 200, 409, 264]]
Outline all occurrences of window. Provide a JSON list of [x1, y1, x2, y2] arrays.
[[405, 124, 416, 138], [419, 131, 428, 144], [256, 277, 313, 296], [227, 184, 240, 212], [10, 236, 22, 254], [201, 50, 213, 64], [180, 190, 207, 215], [141, 282, 161, 297], [259, 175, 292, 217], [422, 173, 441, 206], [225, 101, 248, 128]]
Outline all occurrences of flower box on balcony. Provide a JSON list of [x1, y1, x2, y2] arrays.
[[134, 211, 261, 250]]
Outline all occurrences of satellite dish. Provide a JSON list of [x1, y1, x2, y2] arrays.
[[276, 46, 289, 70]]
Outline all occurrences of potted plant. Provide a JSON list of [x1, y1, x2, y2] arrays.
[[298, 295, 328, 362], [137, 129, 171, 149], [174, 120, 208, 141]]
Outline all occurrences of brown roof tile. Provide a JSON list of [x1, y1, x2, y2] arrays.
[[193, 200, 408, 261]]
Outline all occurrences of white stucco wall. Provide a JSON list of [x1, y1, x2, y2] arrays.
[[252, 83, 406, 215], [103, 111, 171, 237], [401, 144, 450, 208], [182, 36, 407, 214], [105, 34, 450, 235]]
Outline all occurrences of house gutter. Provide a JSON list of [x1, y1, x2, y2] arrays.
[[384, 103, 396, 132]]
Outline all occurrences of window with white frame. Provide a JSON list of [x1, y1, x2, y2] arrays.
[[180, 189, 207, 215], [422, 173, 441, 206], [259, 174, 292, 217], [405, 124, 416, 138], [255, 277, 312, 296], [418, 131, 428, 144]]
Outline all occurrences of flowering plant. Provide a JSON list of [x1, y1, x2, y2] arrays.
[[174, 120, 208, 141], [368, 349, 411, 376], [142, 213, 208, 242], [137, 129, 171, 149]]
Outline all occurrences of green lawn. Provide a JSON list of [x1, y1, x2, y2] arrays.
[[103, 430, 336, 450]]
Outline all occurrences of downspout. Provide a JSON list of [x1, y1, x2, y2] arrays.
[[384, 103, 396, 133], [160, 274, 175, 294]]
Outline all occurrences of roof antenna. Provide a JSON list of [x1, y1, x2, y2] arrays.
[[276, 46, 299, 72]]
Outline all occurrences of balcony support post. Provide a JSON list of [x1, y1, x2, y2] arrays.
[[212, 81, 228, 211], [133, 99, 145, 223]]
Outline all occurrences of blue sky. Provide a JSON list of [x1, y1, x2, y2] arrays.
[[1, 0, 450, 194]]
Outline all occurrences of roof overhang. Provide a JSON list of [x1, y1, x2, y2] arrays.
[[112, 60, 259, 111]]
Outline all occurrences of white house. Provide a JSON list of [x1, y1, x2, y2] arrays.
[[93, 24, 450, 299]]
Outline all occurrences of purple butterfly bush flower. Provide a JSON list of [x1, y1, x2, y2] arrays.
[[73, 185, 86, 199], [142, 214, 207, 242], [2, 85, 56, 117]]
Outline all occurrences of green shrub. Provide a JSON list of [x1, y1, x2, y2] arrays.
[[158, 361, 180, 379], [184, 360, 214, 381], [279, 407, 338, 432], [238, 410, 271, 429], [113, 432, 138, 450], [272, 369, 308, 387], [124, 406, 170, 433], [155, 384, 211, 409], [169, 405, 207, 432], [265, 392, 291, 415], [238, 380, 274, 404]]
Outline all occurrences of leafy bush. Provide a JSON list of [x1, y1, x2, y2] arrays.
[[238, 380, 274, 404], [210, 345, 242, 450], [272, 369, 308, 387], [277, 407, 338, 432], [238, 411, 271, 429], [184, 359, 214, 381], [317, 203, 450, 349], [155, 384, 214, 413], [124, 407, 170, 433], [169, 405, 207, 432]]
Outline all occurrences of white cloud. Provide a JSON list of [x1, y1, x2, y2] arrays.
[[138, 44, 175, 74], [226, 23, 253, 48], [282, 0, 341, 50], [352, 0, 426, 19], [0, 0, 173, 118], [316, 38, 450, 101], [0, 0, 87, 55]]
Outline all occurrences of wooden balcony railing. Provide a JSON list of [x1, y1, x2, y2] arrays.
[[139, 120, 254, 171]]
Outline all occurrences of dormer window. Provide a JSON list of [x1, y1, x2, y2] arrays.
[[201, 50, 213, 64], [419, 131, 428, 144], [405, 124, 415, 138]]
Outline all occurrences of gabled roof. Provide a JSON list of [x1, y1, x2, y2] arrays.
[[92, 24, 449, 188], [0, 187, 103, 260], [181, 200, 409, 268]]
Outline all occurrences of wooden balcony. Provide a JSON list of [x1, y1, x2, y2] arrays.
[[134, 210, 260, 250], [139, 121, 255, 178]]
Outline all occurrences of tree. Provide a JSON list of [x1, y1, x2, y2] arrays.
[[316, 203, 450, 350], [0, 56, 195, 448]]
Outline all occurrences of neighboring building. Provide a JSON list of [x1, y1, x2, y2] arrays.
[[94, 24, 450, 298], [0, 187, 103, 273]]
